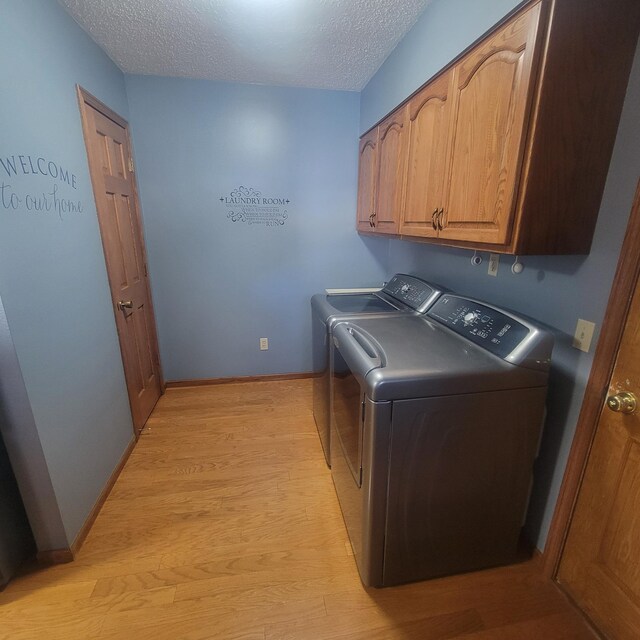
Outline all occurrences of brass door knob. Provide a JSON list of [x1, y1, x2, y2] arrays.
[[606, 391, 637, 414], [117, 300, 133, 311]]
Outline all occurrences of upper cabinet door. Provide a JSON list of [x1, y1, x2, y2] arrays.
[[440, 3, 541, 245], [356, 130, 378, 232], [374, 108, 408, 234], [401, 70, 455, 238]]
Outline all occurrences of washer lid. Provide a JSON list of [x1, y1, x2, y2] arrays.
[[325, 294, 399, 313], [333, 315, 550, 401], [311, 274, 446, 322]]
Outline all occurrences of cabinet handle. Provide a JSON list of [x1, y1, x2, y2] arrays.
[[437, 208, 444, 230], [431, 208, 438, 230], [371, 211, 376, 228]]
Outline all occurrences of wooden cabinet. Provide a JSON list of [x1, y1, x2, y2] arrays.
[[400, 3, 540, 245], [356, 108, 408, 235], [441, 4, 540, 245], [359, 0, 640, 254], [402, 70, 455, 239]]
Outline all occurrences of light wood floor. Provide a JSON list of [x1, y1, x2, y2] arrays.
[[0, 380, 595, 639]]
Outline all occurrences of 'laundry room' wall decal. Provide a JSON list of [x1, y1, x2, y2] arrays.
[[220, 185, 290, 227]]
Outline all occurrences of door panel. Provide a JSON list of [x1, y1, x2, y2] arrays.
[[374, 108, 407, 234], [78, 88, 162, 433], [441, 3, 540, 245], [401, 70, 454, 238], [557, 252, 640, 638], [356, 131, 378, 232], [385, 388, 545, 585], [599, 442, 640, 591]]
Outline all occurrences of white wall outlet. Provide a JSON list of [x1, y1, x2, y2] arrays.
[[488, 253, 500, 277], [259, 337, 269, 351], [573, 319, 596, 353]]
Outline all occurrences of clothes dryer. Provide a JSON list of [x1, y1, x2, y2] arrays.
[[330, 294, 553, 587]]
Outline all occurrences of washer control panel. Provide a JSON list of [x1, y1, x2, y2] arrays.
[[427, 294, 530, 359], [382, 274, 441, 311]]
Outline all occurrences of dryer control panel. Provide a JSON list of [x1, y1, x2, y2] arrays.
[[382, 274, 442, 312], [427, 294, 533, 360]]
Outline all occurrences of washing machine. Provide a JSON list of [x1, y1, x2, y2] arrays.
[[311, 274, 444, 466], [329, 293, 554, 587]]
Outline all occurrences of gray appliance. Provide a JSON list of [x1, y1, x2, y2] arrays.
[[330, 293, 553, 587], [311, 274, 444, 466]]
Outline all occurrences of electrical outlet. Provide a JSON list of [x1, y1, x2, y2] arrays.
[[259, 337, 269, 351], [488, 253, 500, 277], [573, 319, 595, 353]]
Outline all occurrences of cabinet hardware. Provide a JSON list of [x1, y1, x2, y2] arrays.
[[431, 208, 438, 230], [437, 208, 444, 230]]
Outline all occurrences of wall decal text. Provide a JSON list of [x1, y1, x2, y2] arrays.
[[220, 186, 289, 227], [1, 154, 83, 220]]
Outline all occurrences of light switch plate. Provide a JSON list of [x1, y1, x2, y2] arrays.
[[573, 319, 596, 352], [259, 337, 269, 351]]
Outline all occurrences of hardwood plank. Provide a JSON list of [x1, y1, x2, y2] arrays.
[[158, 538, 351, 571], [0, 614, 105, 640], [463, 611, 596, 639], [0, 586, 175, 622], [98, 597, 325, 639], [265, 607, 483, 640], [92, 549, 356, 598], [5, 555, 162, 592], [0, 579, 97, 605]]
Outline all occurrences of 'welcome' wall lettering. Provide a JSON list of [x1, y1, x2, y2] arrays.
[[0, 153, 84, 220]]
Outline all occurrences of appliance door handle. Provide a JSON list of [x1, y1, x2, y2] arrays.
[[333, 323, 385, 379]]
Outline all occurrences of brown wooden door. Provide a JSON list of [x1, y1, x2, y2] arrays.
[[77, 87, 163, 434], [401, 70, 455, 239], [557, 266, 640, 638], [440, 2, 541, 245], [373, 107, 407, 234], [356, 129, 378, 232]]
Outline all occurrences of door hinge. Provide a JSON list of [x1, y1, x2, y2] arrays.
[[128, 158, 135, 173]]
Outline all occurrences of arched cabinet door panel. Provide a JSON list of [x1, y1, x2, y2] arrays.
[[440, 3, 541, 245], [401, 70, 455, 239], [374, 107, 408, 234], [356, 130, 378, 233]]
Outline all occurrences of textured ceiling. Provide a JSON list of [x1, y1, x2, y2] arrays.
[[58, 0, 430, 91]]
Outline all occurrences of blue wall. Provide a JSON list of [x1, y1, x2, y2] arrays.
[[0, 1, 134, 546], [360, 0, 640, 549], [0, 292, 67, 552], [125, 76, 389, 381]]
